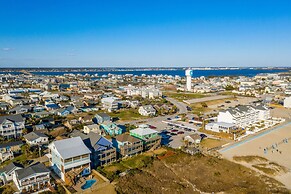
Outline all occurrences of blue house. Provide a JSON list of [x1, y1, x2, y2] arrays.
[[100, 122, 123, 136], [70, 131, 116, 168]]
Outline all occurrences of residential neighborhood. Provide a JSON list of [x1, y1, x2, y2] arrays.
[[0, 68, 290, 193]]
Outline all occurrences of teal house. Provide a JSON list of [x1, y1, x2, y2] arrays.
[[100, 122, 123, 136]]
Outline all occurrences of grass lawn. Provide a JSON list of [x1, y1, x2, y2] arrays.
[[99, 154, 154, 181], [108, 109, 148, 121], [0, 153, 27, 168], [163, 91, 207, 101], [200, 138, 230, 149]]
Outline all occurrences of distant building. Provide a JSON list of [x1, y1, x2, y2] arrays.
[[138, 105, 156, 116], [101, 97, 119, 112], [185, 69, 193, 91]]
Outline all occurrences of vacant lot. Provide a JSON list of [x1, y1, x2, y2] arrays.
[[108, 109, 148, 121], [200, 138, 230, 149], [115, 150, 289, 194], [163, 92, 206, 102], [184, 95, 231, 104]]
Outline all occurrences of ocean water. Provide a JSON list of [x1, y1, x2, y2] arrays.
[[0, 68, 288, 77]]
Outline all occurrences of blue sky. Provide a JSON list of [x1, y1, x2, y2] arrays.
[[0, 0, 291, 67]]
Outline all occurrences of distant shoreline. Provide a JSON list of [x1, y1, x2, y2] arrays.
[[0, 67, 289, 78], [0, 66, 290, 72]]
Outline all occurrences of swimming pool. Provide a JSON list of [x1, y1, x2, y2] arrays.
[[81, 179, 97, 190]]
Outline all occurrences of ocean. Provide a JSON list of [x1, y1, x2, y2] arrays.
[[0, 68, 288, 77]]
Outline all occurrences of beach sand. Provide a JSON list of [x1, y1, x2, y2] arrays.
[[220, 122, 291, 189]]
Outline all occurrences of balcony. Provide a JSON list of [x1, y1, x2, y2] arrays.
[[64, 157, 90, 169]]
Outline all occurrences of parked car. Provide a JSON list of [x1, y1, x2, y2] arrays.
[[177, 131, 184, 135]]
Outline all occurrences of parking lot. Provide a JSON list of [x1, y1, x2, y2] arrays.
[[146, 119, 200, 148]]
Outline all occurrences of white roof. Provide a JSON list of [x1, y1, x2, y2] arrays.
[[51, 137, 91, 159], [207, 122, 236, 127], [130, 127, 158, 136]]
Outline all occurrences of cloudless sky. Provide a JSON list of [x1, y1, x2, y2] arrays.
[[0, 0, 291, 67]]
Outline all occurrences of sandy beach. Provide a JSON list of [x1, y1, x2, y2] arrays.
[[220, 121, 291, 189]]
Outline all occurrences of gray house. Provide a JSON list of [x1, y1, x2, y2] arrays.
[[13, 163, 50, 193], [23, 131, 49, 146], [93, 113, 111, 124], [0, 162, 24, 184], [0, 114, 25, 139]]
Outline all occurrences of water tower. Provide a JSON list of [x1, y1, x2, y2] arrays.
[[185, 69, 193, 91]]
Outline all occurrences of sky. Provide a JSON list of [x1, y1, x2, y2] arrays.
[[0, 0, 291, 68]]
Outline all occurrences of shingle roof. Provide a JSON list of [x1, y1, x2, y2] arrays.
[[23, 131, 48, 142], [0, 162, 23, 175], [15, 163, 49, 180], [0, 114, 24, 124], [52, 136, 91, 159], [0, 141, 24, 149], [115, 134, 141, 143]]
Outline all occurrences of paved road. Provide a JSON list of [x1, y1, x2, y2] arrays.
[[119, 97, 188, 125], [165, 97, 188, 114]]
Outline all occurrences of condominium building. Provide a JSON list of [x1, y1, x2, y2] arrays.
[[217, 104, 270, 128]]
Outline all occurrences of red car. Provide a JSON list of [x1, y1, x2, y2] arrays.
[[177, 131, 185, 134]]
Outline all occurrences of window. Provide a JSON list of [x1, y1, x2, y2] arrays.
[[73, 156, 81, 161]]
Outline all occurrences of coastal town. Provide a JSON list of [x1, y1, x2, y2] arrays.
[[0, 68, 290, 193]]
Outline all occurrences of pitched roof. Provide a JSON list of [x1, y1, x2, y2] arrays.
[[52, 136, 91, 159], [24, 131, 48, 142], [84, 132, 113, 151], [0, 141, 24, 149], [0, 162, 23, 175], [15, 163, 49, 180], [0, 114, 24, 124], [70, 131, 113, 152], [115, 133, 141, 143]]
